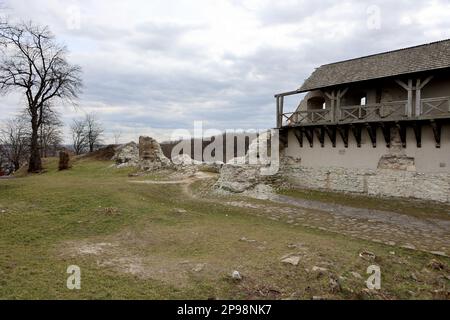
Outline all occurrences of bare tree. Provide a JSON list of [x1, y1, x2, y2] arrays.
[[0, 117, 29, 172], [0, 21, 82, 172], [113, 130, 122, 145], [71, 118, 87, 155], [84, 113, 103, 152]]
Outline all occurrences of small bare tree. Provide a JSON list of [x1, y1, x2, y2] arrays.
[[85, 113, 103, 152], [71, 118, 87, 155], [0, 21, 82, 172], [0, 117, 30, 171], [113, 130, 122, 145], [38, 107, 63, 157]]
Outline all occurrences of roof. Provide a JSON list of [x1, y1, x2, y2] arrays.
[[298, 39, 450, 92]]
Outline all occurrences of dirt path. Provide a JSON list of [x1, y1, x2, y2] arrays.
[[130, 173, 449, 256]]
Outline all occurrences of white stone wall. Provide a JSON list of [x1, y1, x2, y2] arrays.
[[282, 165, 450, 203]]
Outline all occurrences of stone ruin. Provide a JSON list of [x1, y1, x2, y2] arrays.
[[112, 136, 172, 170], [138, 136, 172, 171]]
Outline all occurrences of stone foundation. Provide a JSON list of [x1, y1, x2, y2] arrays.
[[281, 165, 450, 203]]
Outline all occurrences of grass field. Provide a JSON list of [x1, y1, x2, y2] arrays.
[[0, 157, 448, 300]]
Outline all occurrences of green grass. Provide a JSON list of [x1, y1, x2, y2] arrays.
[[0, 158, 448, 300]]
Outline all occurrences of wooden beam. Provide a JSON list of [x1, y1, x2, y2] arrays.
[[415, 76, 433, 117], [325, 126, 337, 148], [276, 97, 281, 128], [430, 120, 442, 148], [315, 127, 325, 148], [365, 123, 377, 148], [407, 79, 413, 117], [396, 122, 407, 148], [415, 78, 421, 117], [351, 124, 362, 148], [396, 79, 413, 117], [419, 76, 433, 89], [338, 87, 349, 99], [294, 128, 303, 148], [303, 127, 314, 148], [337, 125, 349, 148], [379, 122, 391, 148], [275, 89, 302, 98], [411, 121, 422, 148]]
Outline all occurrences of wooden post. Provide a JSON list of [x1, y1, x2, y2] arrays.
[[415, 76, 433, 117], [395, 79, 413, 117], [407, 79, 413, 117], [276, 96, 280, 128], [336, 88, 348, 123], [279, 96, 284, 127], [325, 90, 337, 123], [415, 79, 421, 117]]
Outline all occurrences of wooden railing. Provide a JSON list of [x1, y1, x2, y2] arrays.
[[283, 109, 331, 126], [281, 98, 450, 127], [420, 96, 450, 117], [339, 101, 408, 123]]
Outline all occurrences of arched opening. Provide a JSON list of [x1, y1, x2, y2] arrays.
[[307, 96, 326, 110]]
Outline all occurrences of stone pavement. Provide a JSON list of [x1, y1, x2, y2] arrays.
[[226, 195, 450, 256]]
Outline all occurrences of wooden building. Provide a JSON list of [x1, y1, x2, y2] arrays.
[[275, 40, 450, 202]]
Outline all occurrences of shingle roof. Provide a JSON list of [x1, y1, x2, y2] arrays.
[[299, 39, 450, 92]]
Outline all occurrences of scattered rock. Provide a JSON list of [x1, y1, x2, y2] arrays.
[[389, 251, 396, 255], [312, 296, 326, 300], [175, 208, 188, 214], [281, 256, 301, 266], [312, 266, 328, 273], [401, 244, 416, 250], [192, 264, 205, 272], [359, 250, 376, 261], [172, 154, 202, 166], [350, 271, 363, 279], [430, 251, 447, 257], [231, 270, 242, 281], [428, 259, 445, 271], [113, 142, 139, 167], [329, 277, 342, 293], [239, 237, 257, 243]]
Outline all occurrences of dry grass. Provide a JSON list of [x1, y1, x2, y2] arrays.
[[0, 158, 449, 299]]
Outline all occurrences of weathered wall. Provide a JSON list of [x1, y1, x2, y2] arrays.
[[282, 123, 450, 202], [281, 165, 450, 203], [284, 124, 450, 173]]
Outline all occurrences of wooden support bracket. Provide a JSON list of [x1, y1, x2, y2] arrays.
[[351, 125, 362, 148], [430, 120, 442, 148], [325, 126, 337, 148], [365, 123, 377, 148], [337, 125, 349, 148]]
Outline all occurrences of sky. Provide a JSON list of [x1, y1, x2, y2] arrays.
[[1, 0, 450, 143]]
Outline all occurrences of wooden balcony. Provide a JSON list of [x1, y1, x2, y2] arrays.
[[282, 97, 450, 127]]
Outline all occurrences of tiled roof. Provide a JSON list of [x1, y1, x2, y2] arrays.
[[299, 39, 450, 92]]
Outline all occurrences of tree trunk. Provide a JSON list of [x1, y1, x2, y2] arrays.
[[13, 160, 20, 172], [28, 115, 42, 173]]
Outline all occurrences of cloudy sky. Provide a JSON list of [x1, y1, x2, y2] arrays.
[[1, 0, 450, 143]]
